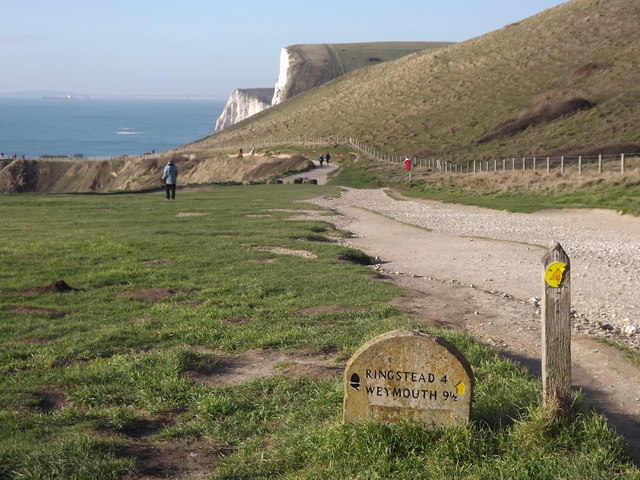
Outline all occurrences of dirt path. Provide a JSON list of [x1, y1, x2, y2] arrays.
[[306, 190, 640, 464], [282, 160, 338, 184]]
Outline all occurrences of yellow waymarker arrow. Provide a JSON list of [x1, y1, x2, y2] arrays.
[[545, 262, 567, 288], [455, 381, 466, 395]]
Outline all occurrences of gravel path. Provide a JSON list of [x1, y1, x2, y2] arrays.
[[283, 161, 338, 185], [311, 187, 640, 350]]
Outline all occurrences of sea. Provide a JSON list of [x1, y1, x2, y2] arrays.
[[0, 97, 225, 159]]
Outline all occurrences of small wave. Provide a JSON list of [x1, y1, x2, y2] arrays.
[[116, 131, 143, 135]]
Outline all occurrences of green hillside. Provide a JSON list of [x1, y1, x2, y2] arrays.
[[188, 0, 640, 162], [330, 41, 452, 72], [270, 42, 450, 103]]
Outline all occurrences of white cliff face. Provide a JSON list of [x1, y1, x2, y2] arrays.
[[218, 43, 435, 131], [272, 47, 296, 106], [214, 88, 274, 133], [215, 47, 297, 132]]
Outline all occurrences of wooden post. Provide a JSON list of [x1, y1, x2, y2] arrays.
[[598, 154, 602, 174], [542, 243, 572, 417], [547, 156, 550, 173], [578, 156, 582, 174], [621, 153, 626, 174], [561, 156, 565, 174], [533, 157, 537, 171]]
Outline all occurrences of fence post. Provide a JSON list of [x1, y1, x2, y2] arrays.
[[494, 159, 497, 172], [533, 157, 537, 171], [542, 243, 572, 418], [598, 154, 602, 174], [522, 157, 526, 171], [512, 158, 515, 171], [561, 156, 564, 174], [621, 153, 625, 174], [578, 156, 582, 174], [547, 156, 550, 173], [503, 159, 506, 172]]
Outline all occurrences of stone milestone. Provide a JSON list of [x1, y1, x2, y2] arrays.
[[343, 330, 473, 427]]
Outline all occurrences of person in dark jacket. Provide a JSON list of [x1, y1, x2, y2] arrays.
[[325, 152, 331, 164], [162, 159, 178, 200]]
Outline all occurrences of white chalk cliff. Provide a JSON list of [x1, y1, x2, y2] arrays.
[[214, 88, 274, 133], [272, 47, 300, 106], [215, 42, 447, 132], [272, 45, 344, 105], [215, 45, 342, 132]]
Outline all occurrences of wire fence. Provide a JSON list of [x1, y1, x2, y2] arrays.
[[9, 135, 640, 176], [210, 136, 640, 176]]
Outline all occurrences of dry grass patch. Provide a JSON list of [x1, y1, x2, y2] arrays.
[[7, 305, 58, 315], [18, 337, 55, 344], [255, 247, 318, 259], [176, 212, 207, 217], [117, 288, 197, 303], [418, 167, 640, 193], [120, 440, 220, 480], [248, 258, 277, 264], [139, 259, 173, 265], [295, 305, 372, 315], [32, 386, 70, 413], [221, 317, 251, 324], [476, 95, 594, 144], [9, 280, 77, 295], [184, 349, 342, 387]]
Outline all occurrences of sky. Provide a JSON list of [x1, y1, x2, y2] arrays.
[[1, 0, 568, 98]]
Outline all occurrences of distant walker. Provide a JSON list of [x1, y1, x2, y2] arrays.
[[162, 158, 178, 200]]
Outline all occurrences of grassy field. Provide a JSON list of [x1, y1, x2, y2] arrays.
[[1, 185, 638, 479]]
